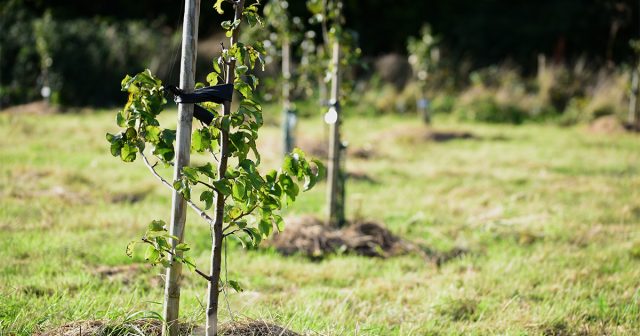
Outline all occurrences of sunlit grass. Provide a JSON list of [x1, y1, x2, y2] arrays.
[[1, 107, 639, 335]]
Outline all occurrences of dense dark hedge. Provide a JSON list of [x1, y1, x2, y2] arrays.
[[1, 0, 639, 107], [1, 0, 178, 107]]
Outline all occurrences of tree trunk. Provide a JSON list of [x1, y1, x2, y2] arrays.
[[629, 63, 640, 129], [282, 37, 294, 156], [418, 84, 430, 125], [163, 1, 200, 335], [326, 40, 345, 227], [206, 2, 243, 336]]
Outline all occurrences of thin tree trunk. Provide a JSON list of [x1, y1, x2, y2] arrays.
[[282, 37, 294, 156], [206, 2, 243, 335], [163, 1, 200, 335], [629, 67, 638, 127], [326, 40, 344, 227], [418, 82, 430, 125]]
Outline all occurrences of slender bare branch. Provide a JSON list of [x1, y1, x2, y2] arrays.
[[141, 152, 216, 227]]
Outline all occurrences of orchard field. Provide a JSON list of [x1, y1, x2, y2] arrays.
[[1, 107, 640, 335]]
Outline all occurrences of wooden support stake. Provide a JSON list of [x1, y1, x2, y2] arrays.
[[163, 1, 200, 335], [282, 36, 294, 156], [326, 39, 345, 226]]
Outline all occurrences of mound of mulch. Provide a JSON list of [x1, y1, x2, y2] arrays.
[[389, 126, 477, 144], [270, 216, 417, 258], [220, 320, 300, 336], [39, 319, 165, 336], [40, 319, 299, 336], [588, 115, 633, 134], [1, 101, 60, 115]]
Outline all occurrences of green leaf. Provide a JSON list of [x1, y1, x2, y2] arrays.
[[228, 280, 243, 292], [258, 219, 272, 238], [121, 142, 137, 162], [282, 154, 298, 176], [145, 125, 161, 143], [144, 245, 160, 263], [213, 0, 225, 14], [273, 215, 285, 232], [148, 220, 165, 231], [175, 243, 190, 251], [196, 162, 216, 179], [182, 167, 199, 184], [126, 241, 137, 258], [234, 81, 253, 99], [200, 190, 214, 210], [235, 65, 249, 76], [212, 180, 232, 195], [232, 180, 246, 201], [116, 110, 127, 127], [206, 72, 219, 86], [183, 256, 196, 272]]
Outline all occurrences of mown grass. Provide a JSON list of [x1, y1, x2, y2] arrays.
[[1, 107, 639, 335]]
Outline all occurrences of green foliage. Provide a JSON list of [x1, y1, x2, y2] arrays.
[[107, 1, 322, 281], [0, 0, 41, 106], [305, 0, 362, 104], [30, 13, 177, 107], [407, 24, 441, 90]]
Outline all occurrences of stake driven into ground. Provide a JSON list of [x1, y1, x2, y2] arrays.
[[163, 0, 200, 334]]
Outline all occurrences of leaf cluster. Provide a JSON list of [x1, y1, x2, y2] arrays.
[[106, 1, 323, 281]]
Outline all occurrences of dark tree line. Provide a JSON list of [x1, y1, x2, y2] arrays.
[[1, 0, 639, 107]]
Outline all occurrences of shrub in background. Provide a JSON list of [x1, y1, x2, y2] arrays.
[[0, 0, 41, 108], [1, 4, 179, 108], [33, 13, 178, 106]]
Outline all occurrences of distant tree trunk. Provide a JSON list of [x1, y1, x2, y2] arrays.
[[163, 0, 200, 335], [417, 82, 430, 124], [326, 40, 345, 227], [317, 47, 327, 106], [282, 36, 294, 156], [630, 63, 640, 129], [206, 2, 243, 336]]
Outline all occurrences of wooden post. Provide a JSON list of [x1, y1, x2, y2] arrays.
[[417, 82, 430, 124], [282, 36, 294, 156], [326, 39, 345, 226], [162, 0, 200, 335], [629, 67, 639, 127]]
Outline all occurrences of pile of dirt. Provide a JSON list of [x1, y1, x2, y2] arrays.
[[588, 115, 629, 134], [349, 144, 377, 160], [41, 320, 299, 336], [1, 101, 60, 115], [39, 319, 164, 336], [296, 138, 327, 160], [269, 216, 414, 258], [219, 320, 300, 336], [389, 126, 477, 144]]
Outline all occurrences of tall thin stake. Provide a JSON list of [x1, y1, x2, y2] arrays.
[[326, 39, 345, 226], [163, 0, 200, 335], [282, 36, 294, 156]]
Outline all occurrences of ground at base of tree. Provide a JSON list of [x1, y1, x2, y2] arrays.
[[269, 216, 467, 263], [38, 319, 300, 336]]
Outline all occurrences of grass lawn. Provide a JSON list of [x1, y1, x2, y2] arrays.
[[1, 107, 639, 335]]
